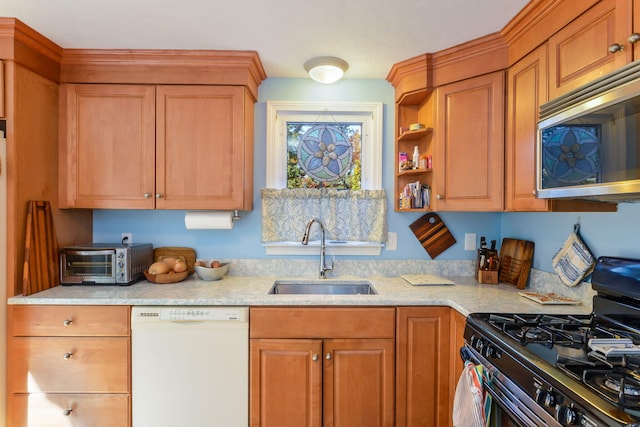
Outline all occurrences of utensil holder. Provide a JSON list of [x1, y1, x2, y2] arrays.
[[477, 269, 498, 284]]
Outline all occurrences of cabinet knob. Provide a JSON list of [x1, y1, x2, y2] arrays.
[[531, 189, 537, 196], [312, 354, 318, 362], [609, 43, 624, 53], [144, 193, 152, 199], [63, 352, 73, 360], [629, 33, 640, 44], [63, 409, 73, 416], [63, 318, 73, 326], [155, 193, 163, 199], [436, 194, 443, 200], [325, 352, 332, 360]]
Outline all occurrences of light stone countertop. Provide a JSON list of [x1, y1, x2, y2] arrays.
[[7, 274, 594, 317]]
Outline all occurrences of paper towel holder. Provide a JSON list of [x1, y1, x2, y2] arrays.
[[184, 210, 240, 230]]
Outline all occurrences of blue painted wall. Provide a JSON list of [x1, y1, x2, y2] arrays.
[[93, 77, 640, 272]]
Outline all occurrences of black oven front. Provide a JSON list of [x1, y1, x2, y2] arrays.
[[460, 337, 561, 427], [459, 316, 637, 427]]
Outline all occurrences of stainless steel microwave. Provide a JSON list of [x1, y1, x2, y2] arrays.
[[61, 243, 153, 285], [537, 61, 640, 202]]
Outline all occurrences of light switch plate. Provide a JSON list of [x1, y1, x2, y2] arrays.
[[386, 232, 397, 251], [464, 233, 476, 251]]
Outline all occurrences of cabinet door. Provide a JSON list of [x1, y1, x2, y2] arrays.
[[323, 338, 395, 427], [549, 0, 623, 99], [0, 60, 4, 118], [250, 338, 322, 427], [434, 72, 504, 211], [10, 393, 130, 427], [59, 84, 156, 209], [9, 337, 130, 393], [156, 85, 252, 210], [396, 307, 451, 427], [506, 44, 549, 211]]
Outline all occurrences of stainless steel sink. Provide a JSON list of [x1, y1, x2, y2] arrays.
[[268, 280, 377, 295]]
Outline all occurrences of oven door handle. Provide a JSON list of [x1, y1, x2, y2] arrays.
[[484, 385, 540, 427], [485, 380, 559, 427]]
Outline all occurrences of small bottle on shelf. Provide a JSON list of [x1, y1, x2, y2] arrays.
[[412, 146, 420, 169]]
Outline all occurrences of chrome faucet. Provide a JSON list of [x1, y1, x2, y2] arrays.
[[301, 218, 334, 279]]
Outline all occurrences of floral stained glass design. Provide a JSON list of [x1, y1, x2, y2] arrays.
[[287, 122, 361, 189], [541, 125, 601, 187]]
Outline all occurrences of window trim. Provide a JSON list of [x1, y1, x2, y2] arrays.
[[266, 101, 383, 189], [264, 101, 385, 256]]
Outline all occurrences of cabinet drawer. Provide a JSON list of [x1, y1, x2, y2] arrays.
[[11, 393, 130, 427], [10, 305, 130, 337], [250, 307, 395, 338], [9, 337, 130, 393]]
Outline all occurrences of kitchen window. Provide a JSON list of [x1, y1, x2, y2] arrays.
[[264, 101, 386, 256], [266, 101, 382, 190]]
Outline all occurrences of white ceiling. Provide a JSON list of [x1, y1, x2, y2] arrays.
[[2, 0, 530, 80]]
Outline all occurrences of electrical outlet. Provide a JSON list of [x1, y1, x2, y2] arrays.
[[386, 232, 398, 251], [464, 233, 476, 251], [121, 232, 133, 244]]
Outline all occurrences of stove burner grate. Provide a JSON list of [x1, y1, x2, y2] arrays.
[[585, 371, 640, 409]]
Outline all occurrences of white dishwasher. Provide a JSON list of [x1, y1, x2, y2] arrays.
[[131, 306, 249, 427]]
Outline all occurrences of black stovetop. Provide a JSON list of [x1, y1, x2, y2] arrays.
[[465, 257, 640, 426]]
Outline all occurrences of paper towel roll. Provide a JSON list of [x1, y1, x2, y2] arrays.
[[184, 211, 234, 229]]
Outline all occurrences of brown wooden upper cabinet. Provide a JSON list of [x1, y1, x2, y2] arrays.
[[548, 0, 632, 99], [59, 84, 254, 210], [432, 71, 505, 211], [0, 60, 5, 118], [506, 45, 550, 211]]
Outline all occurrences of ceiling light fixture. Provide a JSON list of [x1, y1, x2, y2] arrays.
[[304, 56, 349, 84]]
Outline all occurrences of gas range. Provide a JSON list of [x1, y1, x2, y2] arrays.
[[462, 257, 640, 427]]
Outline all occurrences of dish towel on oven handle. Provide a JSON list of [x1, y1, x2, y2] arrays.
[[551, 223, 596, 287], [453, 360, 491, 427]]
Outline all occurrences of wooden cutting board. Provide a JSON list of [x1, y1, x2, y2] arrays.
[[409, 213, 456, 259], [498, 238, 535, 289], [23, 200, 60, 296], [153, 246, 197, 270]]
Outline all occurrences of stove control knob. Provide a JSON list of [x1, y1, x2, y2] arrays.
[[535, 388, 555, 407], [555, 404, 578, 425], [473, 337, 486, 353], [482, 344, 499, 359]]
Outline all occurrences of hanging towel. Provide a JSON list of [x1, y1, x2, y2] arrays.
[[453, 361, 487, 427], [551, 224, 595, 287]]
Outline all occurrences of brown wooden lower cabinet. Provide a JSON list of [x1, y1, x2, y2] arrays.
[[249, 307, 396, 426], [10, 393, 130, 427], [396, 306, 452, 427], [7, 305, 131, 427]]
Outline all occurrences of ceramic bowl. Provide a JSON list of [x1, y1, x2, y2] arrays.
[[195, 263, 230, 281]]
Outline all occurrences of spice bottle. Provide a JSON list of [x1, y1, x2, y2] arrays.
[[412, 146, 420, 169]]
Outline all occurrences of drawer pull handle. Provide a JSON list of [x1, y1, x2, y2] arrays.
[[63, 352, 73, 360], [63, 409, 73, 416], [63, 319, 73, 326]]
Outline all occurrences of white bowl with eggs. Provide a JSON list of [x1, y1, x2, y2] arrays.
[[194, 260, 230, 281]]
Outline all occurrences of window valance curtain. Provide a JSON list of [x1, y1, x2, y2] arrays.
[[261, 188, 388, 243]]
